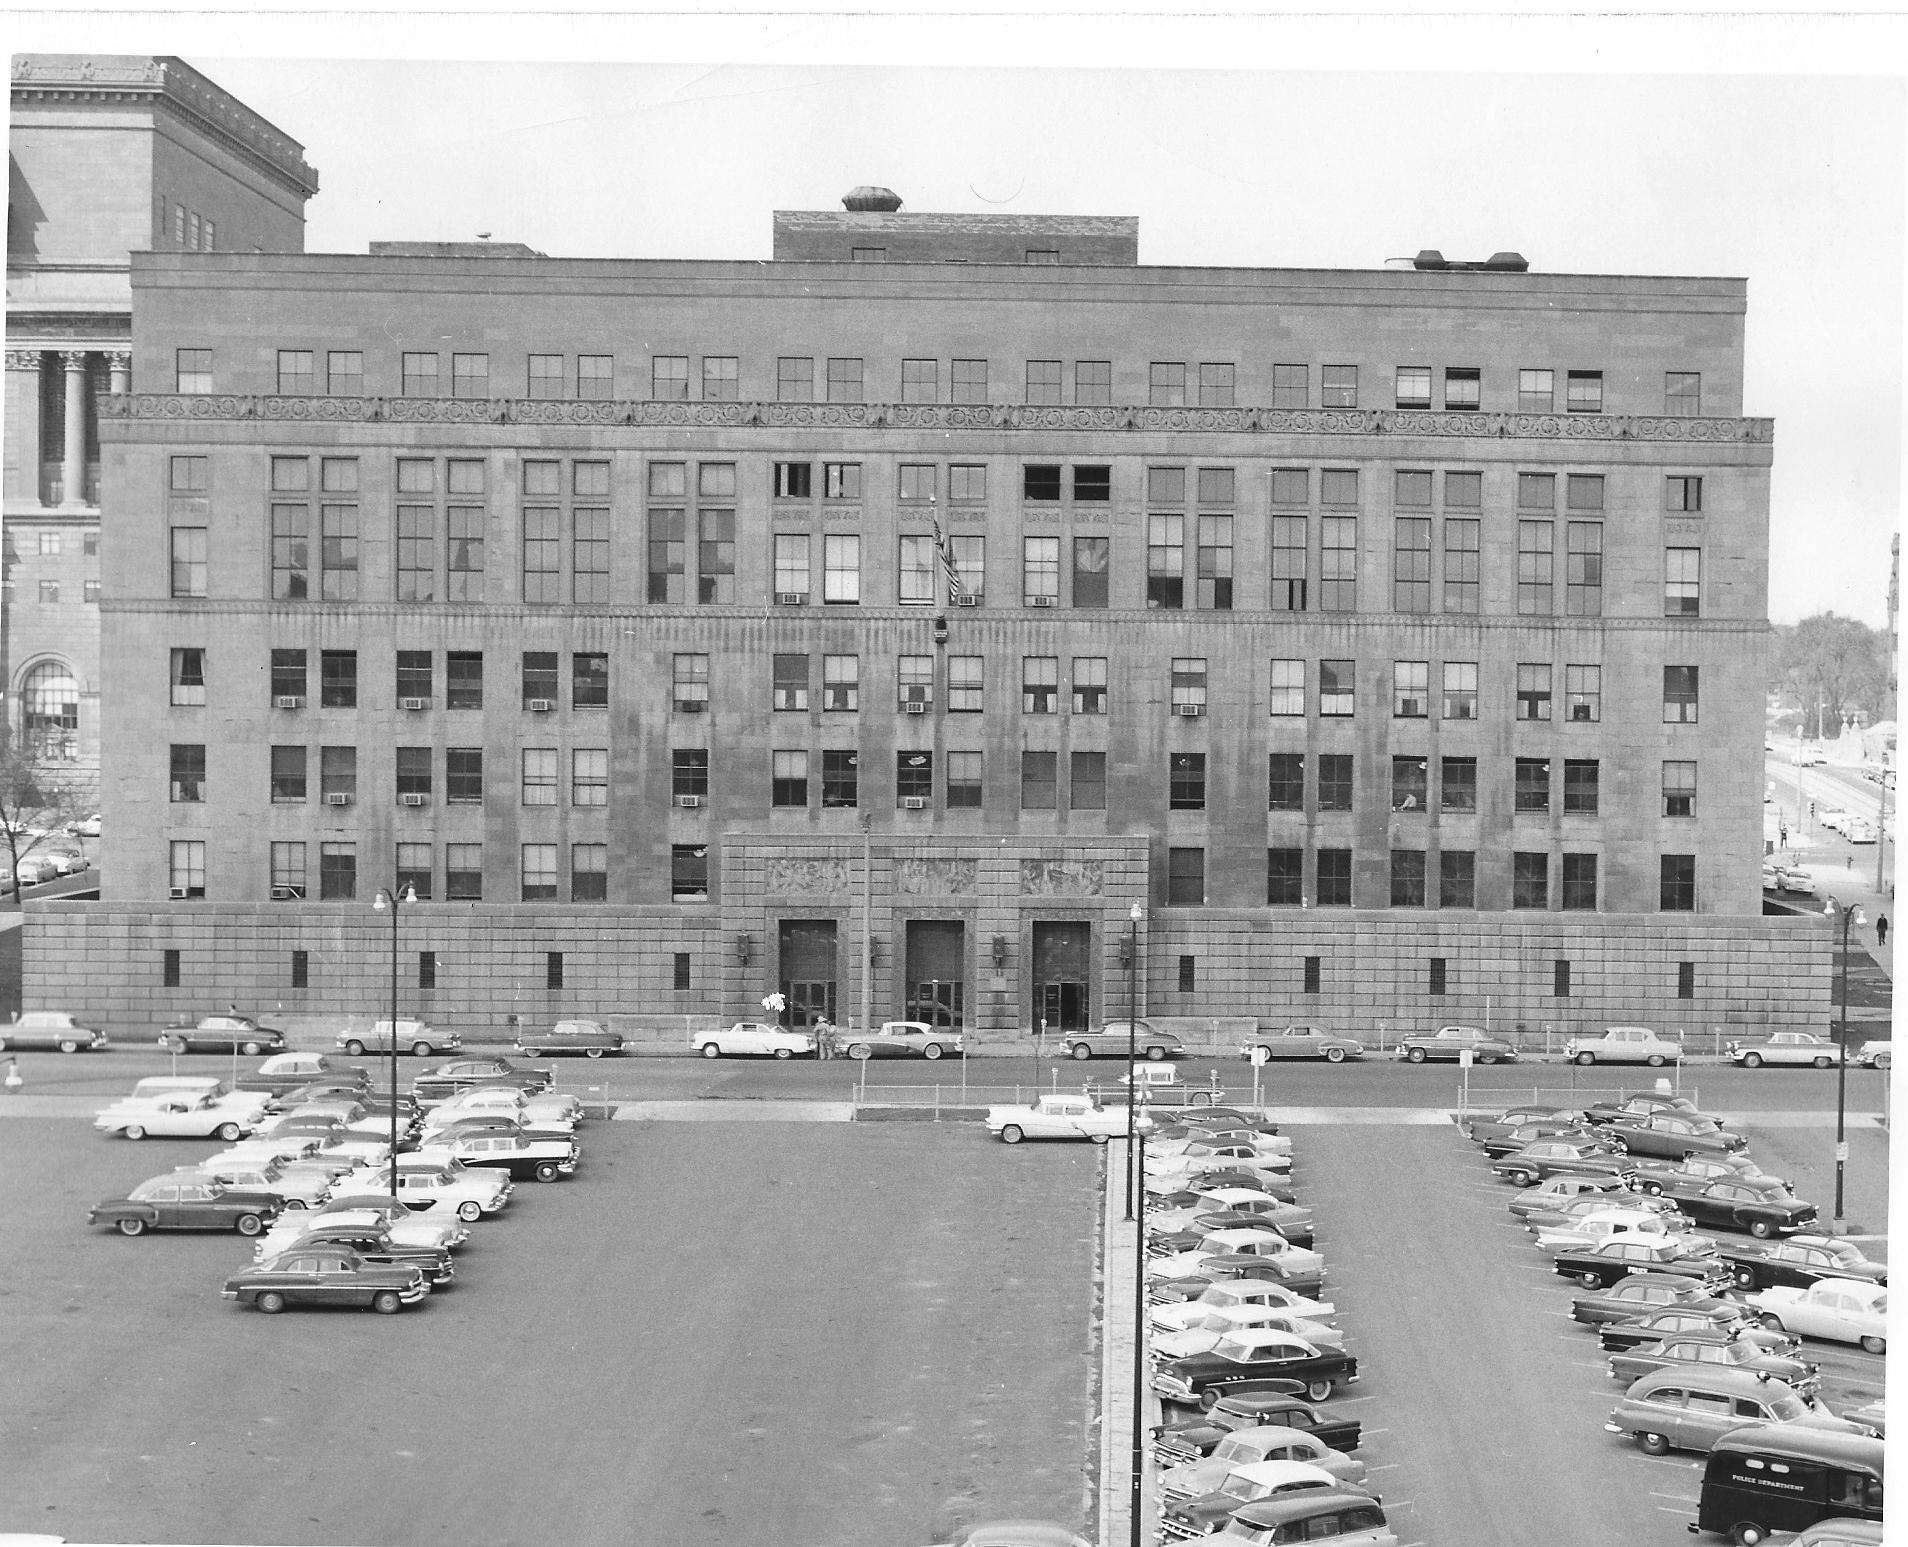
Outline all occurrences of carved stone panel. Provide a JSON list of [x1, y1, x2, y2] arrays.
[[766, 857, 853, 894], [1020, 858, 1104, 896], [896, 857, 977, 895]]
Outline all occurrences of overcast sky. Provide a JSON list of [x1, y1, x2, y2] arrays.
[[18, 10, 1901, 628]]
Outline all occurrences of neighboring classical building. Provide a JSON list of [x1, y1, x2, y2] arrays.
[[4, 53, 316, 783], [29, 186, 1829, 1041]]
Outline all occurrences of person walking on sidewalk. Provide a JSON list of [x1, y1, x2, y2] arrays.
[[1878, 914, 1889, 947]]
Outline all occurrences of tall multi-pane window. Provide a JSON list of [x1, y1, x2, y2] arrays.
[[826, 358, 864, 403], [1270, 364, 1307, 408], [1517, 664, 1552, 721], [1391, 756, 1427, 812], [1196, 514, 1233, 609], [320, 651, 357, 708], [170, 743, 205, 802], [1197, 363, 1234, 407], [572, 461, 610, 603], [771, 751, 810, 807], [527, 355, 564, 399], [1075, 360, 1111, 404], [1170, 659, 1208, 715], [270, 842, 307, 898], [1440, 851, 1475, 908], [823, 535, 860, 604], [1665, 373, 1701, 416], [1665, 548, 1701, 616], [1440, 756, 1476, 812], [1315, 849, 1352, 906], [1070, 751, 1106, 810], [1566, 370, 1603, 413], [945, 751, 983, 808], [822, 750, 860, 808], [1512, 852, 1550, 909], [1517, 521, 1554, 614], [951, 359, 987, 404], [1664, 666, 1699, 724], [897, 752, 934, 804], [1267, 754, 1305, 811], [521, 652, 558, 707], [1317, 754, 1353, 812], [1170, 754, 1206, 811], [1566, 523, 1603, 616], [1394, 366, 1431, 409], [327, 352, 363, 395], [673, 750, 709, 801], [1269, 659, 1305, 717], [318, 841, 355, 900], [1393, 661, 1429, 718], [572, 844, 608, 902], [320, 745, 355, 803], [1146, 516, 1184, 609], [673, 653, 709, 712], [1443, 519, 1480, 613], [171, 647, 206, 706], [270, 649, 307, 703], [1271, 515, 1308, 611], [900, 359, 938, 403], [451, 354, 489, 398], [400, 353, 437, 396], [1071, 657, 1107, 714], [436, 651, 479, 710], [652, 356, 689, 399], [1022, 657, 1059, 714], [318, 459, 360, 602], [521, 471, 561, 605], [1068, 537, 1106, 608], [701, 356, 738, 401], [1660, 855, 1696, 912], [777, 357, 814, 401], [898, 655, 934, 710], [823, 654, 859, 712], [572, 749, 608, 806], [1393, 518, 1432, 611], [1565, 665, 1601, 723], [1515, 758, 1551, 813], [395, 746, 432, 802], [396, 464, 434, 602], [269, 456, 309, 599], [1319, 660, 1354, 717], [447, 844, 483, 901], [697, 463, 736, 604], [671, 845, 708, 902], [446, 748, 483, 803], [1443, 367, 1480, 410], [396, 651, 432, 704], [522, 749, 558, 806], [1320, 515, 1357, 612], [521, 844, 558, 901], [1563, 760, 1600, 814], [1321, 365, 1357, 408], [946, 656, 984, 712], [1562, 854, 1598, 911], [1266, 849, 1303, 905], [1026, 360, 1062, 404], [774, 534, 811, 600], [1442, 662, 1478, 720], [1023, 537, 1060, 605], [447, 459, 486, 602], [577, 355, 614, 399], [276, 350, 315, 395], [773, 654, 810, 711], [1149, 362, 1186, 406], [1167, 847, 1205, 905], [648, 462, 687, 603], [1391, 850, 1426, 906], [897, 535, 936, 606], [1663, 761, 1697, 817], [1518, 369, 1554, 412], [1021, 752, 1058, 810]]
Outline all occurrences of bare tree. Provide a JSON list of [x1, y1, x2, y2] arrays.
[[0, 735, 93, 903]]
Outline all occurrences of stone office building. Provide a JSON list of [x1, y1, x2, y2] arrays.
[[28, 188, 1827, 1042], [5, 53, 317, 785]]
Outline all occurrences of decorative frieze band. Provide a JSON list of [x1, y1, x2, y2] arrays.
[[98, 393, 1775, 445]]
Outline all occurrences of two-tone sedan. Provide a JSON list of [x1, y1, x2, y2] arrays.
[[1151, 1305, 1345, 1363], [344, 1162, 512, 1221], [1717, 1234, 1888, 1292], [1153, 1330, 1358, 1406], [251, 1219, 454, 1285], [157, 1014, 288, 1056], [1237, 1025, 1365, 1064], [1477, 1121, 1618, 1161], [695, 1022, 816, 1060], [1151, 1280, 1336, 1334], [263, 1198, 468, 1254], [1492, 1139, 1638, 1188], [1153, 1390, 1360, 1465], [1157, 1425, 1367, 1500], [1596, 1303, 1801, 1355], [1465, 1105, 1586, 1144], [0, 1009, 109, 1052], [89, 1176, 279, 1237], [513, 1018, 624, 1058], [411, 1058, 553, 1102], [1746, 1279, 1887, 1353], [93, 1093, 253, 1143], [1396, 1025, 1518, 1064], [1604, 1329, 1819, 1393], [1505, 1173, 1632, 1221], [1552, 1235, 1731, 1292], [1727, 1031, 1843, 1068], [1602, 1110, 1749, 1160], [1633, 1174, 1818, 1238], [236, 1052, 371, 1097], [222, 1244, 429, 1314], [839, 1021, 965, 1060]]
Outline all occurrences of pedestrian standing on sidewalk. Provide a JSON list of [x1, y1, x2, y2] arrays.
[[1878, 915, 1889, 947], [813, 1016, 833, 1060], [3, 1057, 20, 1094]]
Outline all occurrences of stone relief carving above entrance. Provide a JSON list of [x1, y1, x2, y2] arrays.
[[1020, 858, 1104, 896], [896, 857, 977, 895]]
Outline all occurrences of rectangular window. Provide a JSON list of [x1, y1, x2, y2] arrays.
[[81, 579, 99, 603], [1440, 756, 1476, 813], [320, 650, 356, 708], [577, 355, 614, 399], [1197, 362, 1234, 407], [1391, 755, 1427, 812], [1439, 850, 1475, 908], [1517, 472, 1556, 512], [525, 354, 564, 399], [946, 656, 983, 713], [1395, 366, 1431, 409], [1562, 853, 1598, 911], [270, 842, 306, 900], [1677, 961, 1696, 999], [897, 751, 934, 804], [1566, 523, 1603, 617], [1398, 472, 1434, 509], [1665, 548, 1701, 617], [697, 509, 735, 605], [823, 749, 860, 808], [1026, 360, 1062, 404], [1073, 463, 1113, 503], [674, 653, 710, 712], [169, 743, 204, 802], [1515, 758, 1551, 814], [1565, 473, 1605, 512], [1075, 360, 1111, 405], [325, 351, 363, 396], [571, 843, 607, 903], [823, 654, 859, 712], [521, 651, 558, 708], [1270, 515, 1308, 611], [522, 748, 558, 806], [1315, 851, 1351, 907], [823, 534, 860, 603], [1391, 849, 1426, 906], [170, 647, 206, 706], [1177, 955, 1196, 993], [1665, 475, 1704, 513], [951, 358, 987, 404], [1319, 659, 1355, 717], [1393, 661, 1428, 718], [826, 357, 864, 403], [1518, 368, 1554, 413], [1443, 366, 1480, 410], [1444, 470, 1481, 509], [36, 580, 57, 604], [1170, 658, 1208, 715], [1393, 518, 1431, 611], [270, 649, 307, 703], [1429, 958, 1447, 995], [400, 352, 436, 396], [1443, 518, 1480, 613], [1021, 656, 1059, 714], [1563, 759, 1600, 815], [652, 356, 689, 399], [1441, 661, 1478, 720], [275, 350, 315, 396], [1020, 751, 1057, 811], [1517, 663, 1552, 722], [1070, 536, 1108, 609], [898, 655, 933, 710], [672, 845, 709, 902], [1170, 753, 1206, 811], [1554, 959, 1572, 998], [569, 652, 608, 710], [1270, 364, 1308, 409], [175, 348, 213, 394], [701, 356, 738, 401], [1664, 666, 1699, 724], [391, 746, 431, 804], [1148, 465, 1186, 505], [521, 845, 558, 902], [1069, 751, 1106, 810], [1513, 852, 1550, 909], [171, 527, 208, 598], [945, 750, 983, 809], [319, 841, 355, 901], [1022, 464, 1061, 503], [522, 503, 560, 603], [1269, 658, 1305, 717], [320, 745, 356, 803], [1023, 537, 1060, 605], [901, 359, 938, 403], [773, 653, 810, 711], [1268, 752, 1305, 811], [1319, 515, 1357, 612], [445, 747, 483, 804], [774, 533, 811, 600], [572, 748, 608, 806], [672, 749, 709, 802], [396, 502, 433, 602], [1071, 656, 1107, 714], [446, 843, 483, 901], [443, 651, 482, 711], [1321, 365, 1357, 408], [948, 465, 987, 505], [399, 849, 437, 905], [168, 454, 208, 493], [1167, 847, 1205, 905], [1195, 514, 1233, 610], [1267, 848, 1303, 905], [674, 953, 692, 991], [447, 488, 485, 604], [450, 353, 489, 399], [897, 535, 936, 605], [1665, 373, 1701, 416], [1660, 854, 1696, 911], [574, 505, 609, 604], [1317, 754, 1353, 812], [774, 461, 813, 500], [1146, 515, 1184, 609], [1663, 760, 1696, 818], [1566, 370, 1603, 413], [771, 750, 810, 808], [777, 357, 813, 402], [1149, 362, 1186, 407], [1518, 521, 1554, 614]]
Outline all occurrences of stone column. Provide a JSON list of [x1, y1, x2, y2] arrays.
[[106, 350, 131, 395], [60, 349, 89, 508], [3, 350, 44, 507]]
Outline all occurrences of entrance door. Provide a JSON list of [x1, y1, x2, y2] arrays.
[[904, 920, 966, 1028], [1032, 920, 1091, 1034], [778, 920, 838, 1028]]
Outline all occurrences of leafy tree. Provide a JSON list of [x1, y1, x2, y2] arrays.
[[0, 734, 92, 903], [1773, 613, 1893, 738]]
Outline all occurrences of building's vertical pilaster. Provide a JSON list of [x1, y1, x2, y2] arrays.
[[59, 350, 89, 509], [106, 351, 131, 395]]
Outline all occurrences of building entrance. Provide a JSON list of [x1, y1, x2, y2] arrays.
[[1032, 921, 1092, 1034], [777, 920, 838, 1028], [904, 919, 966, 1028]]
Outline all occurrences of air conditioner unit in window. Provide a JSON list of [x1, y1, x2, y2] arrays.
[[1030, 595, 1057, 608], [776, 593, 808, 606], [904, 701, 928, 715], [274, 695, 304, 710], [1177, 703, 1203, 718], [954, 593, 979, 607], [677, 700, 706, 713], [325, 792, 352, 806], [902, 796, 927, 810], [526, 699, 555, 713], [168, 887, 188, 899], [269, 885, 299, 900], [675, 794, 703, 808], [401, 793, 429, 807], [400, 697, 429, 711]]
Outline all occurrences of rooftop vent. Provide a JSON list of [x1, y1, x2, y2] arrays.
[[1412, 249, 1530, 273], [843, 186, 903, 212]]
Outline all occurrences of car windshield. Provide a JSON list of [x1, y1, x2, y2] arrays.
[[1768, 1392, 1809, 1421], [1213, 1437, 1257, 1462], [1211, 1337, 1262, 1361]]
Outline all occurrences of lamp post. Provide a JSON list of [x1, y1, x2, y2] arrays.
[[1125, 901, 1143, 1221], [1130, 1118, 1147, 1547], [372, 882, 417, 1204], [1823, 896, 1865, 1223]]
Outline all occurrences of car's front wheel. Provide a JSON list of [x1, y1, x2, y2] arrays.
[[1734, 1267, 1757, 1290], [456, 1201, 482, 1222], [116, 1217, 146, 1236], [1146, 1046, 1168, 1062], [1758, 1312, 1787, 1334], [700, 1043, 721, 1059], [773, 1047, 793, 1060], [1580, 1271, 1606, 1288], [255, 1290, 286, 1314], [533, 1161, 560, 1183], [1749, 1219, 1775, 1239], [1070, 1044, 1093, 1061], [1646, 1055, 1666, 1068], [1813, 1057, 1832, 1069], [1637, 1431, 1669, 1457], [235, 1213, 264, 1236], [241, 1041, 264, 1057], [846, 1044, 872, 1060], [215, 1122, 242, 1142], [585, 1047, 604, 1059], [999, 1125, 1025, 1145], [1324, 1047, 1346, 1064], [1742, 1052, 1764, 1068], [1876, 1052, 1892, 1070], [1510, 1171, 1537, 1187], [372, 1290, 402, 1315], [1405, 1047, 1427, 1064], [923, 1043, 944, 1061], [411, 1043, 433, 1058], [1732, 1525, 1769, 1547], [1575, 1052, 1597, 1066], [58, 1039, 78, 1054], [123, 1124, 146, 1141], [344, 1040, 366, 1057], [1304, 1379, 1335, 1403]]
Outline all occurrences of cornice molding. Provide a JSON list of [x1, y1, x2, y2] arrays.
[[99, 393, 1775, 445]]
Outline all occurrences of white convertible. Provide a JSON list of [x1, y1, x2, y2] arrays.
[[1748, 1279, 1887, 1353], [94, 1093, 254, 1142], [986, 1092, 1150, 1144]]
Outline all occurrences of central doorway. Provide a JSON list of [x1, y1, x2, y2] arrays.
[[904, 919, 966, 1028], [1032, 920, 1091, 1034], [778, 919, 838, 1028]]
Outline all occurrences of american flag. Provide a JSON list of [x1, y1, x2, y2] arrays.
[[931, 508, 964, 599]]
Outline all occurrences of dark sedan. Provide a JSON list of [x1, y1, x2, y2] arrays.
[[1149, 1254, 1326, 1306], [1150, 1212, 1315, 1253], [1582, 1093, 1708, 1126], [1717, 1235, 1888, 1291], [411, 1058, 553, 1101], [1571, 1271, 1726, 1327], [1478, 1122, 1618, 1161], [223, 1244, 430, 1314], [1153, 1389, 1360, 1464], [1605, 1330, 1818, 1392], [1153, 1330, 1358, 1406], [1492, 1139, 1638, 1187], [256, 1221, 454, 1284], [1639, 1175, 1817, 1237], [513, 1019, 624, 1059], [89, 1176, 279, 1237], [1465, 1106, 1585, 1144], [1552, 1236, 1731, 1292], [1602, 1111, 1748, 1160], [1396, 1024, 1518, 1064], [1597, 1306, 1802, 1355], [157, 1014, 288, 1055]]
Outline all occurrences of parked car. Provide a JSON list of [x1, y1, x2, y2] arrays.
[[410, 1057, 553, 1101], [1063, 1019, 1186, 1062], [1156, 1456, 1345, 1538], [12, 853, 61, 886], [1238, 1025, 1365, 1064], [222, 1244, 430, 1314], [1772, 866, 1817, 896], [1729, 1032, 1843, 1068], [1154, 1391, 1361, 1464], [987, 1092, 1150, 1145], [1571, 1271, 1728, 1327], [695, 1021, 816, 1059], [1747, 1279, 1887, 1353], [1152, 1280, 1336, 1334], [413, 1129, 578, 1183], [1717, 1235, 1888, 1292], [1564, 1025, 1685, 1065], [1491, 1139, 1638, 1188], [1629, 1152, 1788, 1192], [1532, 1206, 1685, 1255], [1505, 1173, 1631, 1221], [1854, 1039, 1891, 1070], [93, 1093, 253, 1142], [175, 1156, 335, 1210], [335, 1017, 461, 1057], [44, 847, 90, 875], [512, 1018, 624, 1058], [1583, 1092, 1708, 1126], [1172, 1489, 1397, 1547], [236, 1052, 372, 1096], [924, 1524, 1093, 1547], [343, 1162, 512, 1221], [1090, 1063, 1193, 1107], [1152, 1305, 1343, 1363], [1551, 1234, 1730, 1291], [88, 1175, 279, 1236], [1799, 747, 1828, 767], [252, 1220, 454, 1284], [158, 1014, 287, 1055], [0, 1009, 108, 1052], [1606, 1367, 1852, 1456], [65, 813, 101, 837], [1158, 1425, 1367, 1499], [839, 1020, 965, 1060], [1154, 1330, 1358, 1406], [1844, 819, 1878, 843], [1466, 1105, 1586, 1144], [421, 1084, 580, 1129], [1522, 1191, 1687, 1236], [1395, 1025, 1517, 1064], [1605, 1329, 1819, 1394], [1596, 1302, 1800, 1355], [1603, 1110, 1749, 1161], [1477, 1121, 1616, 1160], [1632, 1174, 1818, 1238], [260, 1199, 467, 1255]]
